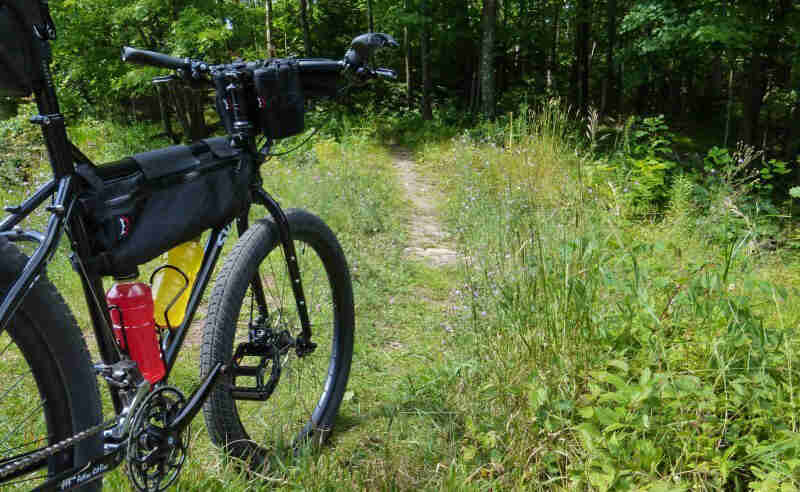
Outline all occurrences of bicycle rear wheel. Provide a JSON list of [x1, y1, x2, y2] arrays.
[[201, 209, 354, 466], [0, 238, 104, 490]]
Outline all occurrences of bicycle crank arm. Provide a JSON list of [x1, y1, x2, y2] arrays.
[[168, 362, 225, 433], [25, 363, 224, 490]]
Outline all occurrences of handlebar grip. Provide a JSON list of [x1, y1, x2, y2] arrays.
[[121, 47, 190, 71]]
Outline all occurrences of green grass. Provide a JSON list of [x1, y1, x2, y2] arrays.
[[3, 106, 800, 490], [415, 106, 800, 490]]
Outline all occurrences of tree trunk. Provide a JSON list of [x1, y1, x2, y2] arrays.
[[785, 98, 800, 161], [404, 0, 412, 107], [742, 48, 763, 146], [668, 62, 682, 118], [573, 0, 591, 114], [518, 0, 529, 77], [367, 0, 374, 32], [711, 52, 723, 97], [265, 0, 275, 57], [602, 0, 617, 115], [421, 0, 432, 120], [168, 84, 191, 142], [724, 66, 734, 147], [765, 0, 791, 152], [188, 90, 207, 141], [470, 67, 479, 114], [155, 84, 177, 144], [299, 0, 311, 56], [547, 1, 561, 91], [481, 0, 497, 119]]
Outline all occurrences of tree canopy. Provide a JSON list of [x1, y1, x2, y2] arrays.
[[38, 0, 800, 159]]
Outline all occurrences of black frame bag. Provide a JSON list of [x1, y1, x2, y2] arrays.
[[78, 137, 252, 277], [0, 1, 47, 97]]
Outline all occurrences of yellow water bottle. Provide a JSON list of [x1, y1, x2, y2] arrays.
[[152, 236, 204, 329]]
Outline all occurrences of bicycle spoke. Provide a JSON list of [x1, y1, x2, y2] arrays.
[[0, 400, 45, 451], [3, 474, 49, 487], [204, 212, 353, 468], [0, 370, 34, 406], [0, 436, 48, 456], [0, 339, 14, 359]]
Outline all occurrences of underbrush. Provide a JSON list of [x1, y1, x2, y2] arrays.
[[1, 114, 426, 489], [419, 104, 800, 490], [4, 104, 800, 490]]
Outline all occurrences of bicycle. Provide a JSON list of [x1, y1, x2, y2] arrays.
[[0, 2, 397, 490]]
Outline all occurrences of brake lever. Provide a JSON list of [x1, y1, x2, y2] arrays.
[[374, 68, 397, 80], [151, 75, 177, 85]]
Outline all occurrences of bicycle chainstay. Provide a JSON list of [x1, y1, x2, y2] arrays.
[[0, 419, 115, 481]]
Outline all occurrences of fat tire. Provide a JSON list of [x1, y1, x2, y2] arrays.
[[0, 237, 103, 490], [201, 209, 354, 462]]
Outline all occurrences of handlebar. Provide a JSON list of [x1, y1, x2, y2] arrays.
[[122, 48, 397, 85], [122, 32, 398, 82], [121, 47, 192, 71], [295, 59, 344, 73], [121, 34, 398, 147]]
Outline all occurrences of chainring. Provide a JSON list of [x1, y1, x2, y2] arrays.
[[126, 386, 188, 492]]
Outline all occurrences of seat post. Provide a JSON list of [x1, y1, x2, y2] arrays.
[[33, 38, 73, 179]]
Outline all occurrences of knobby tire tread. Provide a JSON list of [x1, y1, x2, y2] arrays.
[[0, 237, 103, 491], [200, 209, 354, 462]]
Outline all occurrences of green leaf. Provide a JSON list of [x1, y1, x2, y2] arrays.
[[607, 359, 630, 373]]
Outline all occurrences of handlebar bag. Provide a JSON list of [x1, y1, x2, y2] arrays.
[[0, 1, 45, 97], [77, 137, 252, 277], [295, 59, 340, 99], [254, 59, 305, 140]]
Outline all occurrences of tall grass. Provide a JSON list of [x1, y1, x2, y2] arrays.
[[3, 102, 800, 490], [421, 101, 800, 490]]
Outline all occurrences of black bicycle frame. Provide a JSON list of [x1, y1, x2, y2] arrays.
[[0, 37, 316, 491]]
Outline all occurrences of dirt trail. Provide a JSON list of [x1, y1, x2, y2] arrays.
[[392, 147, 460, 267]]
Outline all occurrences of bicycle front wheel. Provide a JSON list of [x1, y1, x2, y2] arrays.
[[201, 209, 354, 465]]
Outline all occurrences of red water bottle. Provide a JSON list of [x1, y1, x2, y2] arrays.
[[106, 281, 166, 384]]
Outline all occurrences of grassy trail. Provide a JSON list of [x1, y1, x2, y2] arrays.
[[391, 146, 460, 267], [8, 113, 798, 489], [0, 130, 468, 490], [140, 140, 467, 490], [314, 145, 467, 489]]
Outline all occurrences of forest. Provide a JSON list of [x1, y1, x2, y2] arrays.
[[4, 0, 798, 159], [3, 0, 800, 490]]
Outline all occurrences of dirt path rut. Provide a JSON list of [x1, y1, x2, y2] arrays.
[[392, 147, 459, 267]]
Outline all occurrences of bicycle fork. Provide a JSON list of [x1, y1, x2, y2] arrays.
[[251, 187, 316, 355]]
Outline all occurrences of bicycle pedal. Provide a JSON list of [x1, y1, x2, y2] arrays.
[[229, 386, 273, 401]]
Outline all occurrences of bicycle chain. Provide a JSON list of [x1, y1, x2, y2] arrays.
[[0, 419, 114, 480]]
